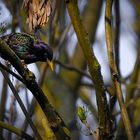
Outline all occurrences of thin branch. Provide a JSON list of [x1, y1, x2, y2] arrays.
[[53, 23, 72, 59], [0, 77, 8, 138], [109, 0, 121, 115], [8, 94, 16, 140], [126, 1, 140, 103], [0, 121, 35, 140], [54, 60, 92, 80], [114, 0, 120, 75], [0, 68, 42, 140], [80, 82, 94, 88], [115, 93, 140, 117], [0, 62, 24, 83], [105, 0, 134, 140]]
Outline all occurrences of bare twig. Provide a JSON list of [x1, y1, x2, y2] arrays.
[[0, 121, 35, 140], [0, 62, 24, 83], [126, 1, 140, 103], [115, 93, 140, 117], [53, 23, 72, 59], [54, 60, 92, 80], [0, 77, 8, 138], [114, 0, 120, 75], [0, 68, 42, 140], [105, 0, 134, 139]]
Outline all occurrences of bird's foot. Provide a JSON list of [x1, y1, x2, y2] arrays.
[[5, 60, 27, 69], [5, 60, 11, 66], [21, 60, 27, 69]]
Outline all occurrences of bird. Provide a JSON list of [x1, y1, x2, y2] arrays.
[[0, 33, 53, 70]]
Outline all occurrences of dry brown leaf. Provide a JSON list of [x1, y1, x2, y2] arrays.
[[23, 0, 52, 31]]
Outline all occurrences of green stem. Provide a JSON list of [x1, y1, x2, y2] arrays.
[[0, 121, 34, 140], [105, 0, 134, 140], [114, 0, 120, 75]]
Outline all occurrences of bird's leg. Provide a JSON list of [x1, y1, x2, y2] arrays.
[[5, 60, 11, 66], [5, 60, 27, 69], [21, 60, 27, 69]]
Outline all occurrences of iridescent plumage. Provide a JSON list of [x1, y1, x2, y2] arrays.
[[0, 33, 53, 64]]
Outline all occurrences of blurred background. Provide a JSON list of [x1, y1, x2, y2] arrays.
[[0, 0, 139, 140]]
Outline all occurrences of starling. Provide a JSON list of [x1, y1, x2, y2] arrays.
[[0, 33, 53, 70]]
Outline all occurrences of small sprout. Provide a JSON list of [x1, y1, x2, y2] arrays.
[[77, 106, 87, 123], [77, 106, 96, 139]]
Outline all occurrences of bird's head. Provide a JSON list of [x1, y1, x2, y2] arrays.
[[34, 41, 54, 71]]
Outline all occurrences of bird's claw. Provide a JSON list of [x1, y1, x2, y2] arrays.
[[21, 60, 27, 69], [5, 60, 27, 69], [5, 60, 11, 66]]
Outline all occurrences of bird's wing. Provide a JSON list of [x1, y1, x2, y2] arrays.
[[2, 33, 34, 46], [1, 33, 35, 58]]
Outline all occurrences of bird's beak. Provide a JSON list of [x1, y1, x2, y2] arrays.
[[47, 60, 54, 71]]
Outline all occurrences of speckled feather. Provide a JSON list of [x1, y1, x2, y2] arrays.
[[0, 33, 53, 64]]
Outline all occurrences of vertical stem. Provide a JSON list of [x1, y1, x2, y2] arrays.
[[0, 69, 42, 140], [0, 78, 8, 139], [114, 0, 120, 75], [105, 0, 134, 140]]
